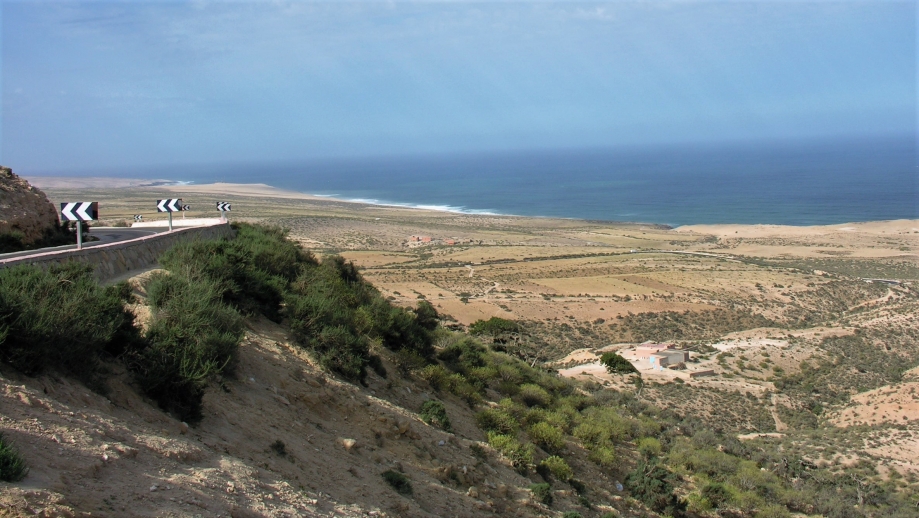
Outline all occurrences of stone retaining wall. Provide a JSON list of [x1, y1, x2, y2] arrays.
[[0, 223, 234, 282]]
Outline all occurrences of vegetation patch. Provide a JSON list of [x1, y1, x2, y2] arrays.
[[0, 433, 28, 482], [129, 271, 244, 423], [381, 469, 413, 496], [0, 263, 141, 392], [419, 399, 451, 431], [529, 482, 552, 505], [607, 309, 775, 342]]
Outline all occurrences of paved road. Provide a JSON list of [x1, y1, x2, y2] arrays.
[[0, 227, 166, 260]]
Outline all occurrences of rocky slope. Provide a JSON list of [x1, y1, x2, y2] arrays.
[[0, 167, 59, 244]]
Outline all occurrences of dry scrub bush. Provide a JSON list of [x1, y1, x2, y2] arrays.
[[539, 455, 573, 481], [0, 263, 141, 392], [528, 422, 565, 454]]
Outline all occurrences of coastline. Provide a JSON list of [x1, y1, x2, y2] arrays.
[[160, 181, 919, 238], [25, 176, 919, 236]]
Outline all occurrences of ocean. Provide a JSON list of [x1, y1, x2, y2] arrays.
[[168, 136, 917, 227]]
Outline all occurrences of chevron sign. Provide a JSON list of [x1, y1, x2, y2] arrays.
[[182, 205, 191, 211], [60, 202, 98, 221], [134, 215, 143, 222], [156, 199, 182, 212], [216, 202, 231, 212]]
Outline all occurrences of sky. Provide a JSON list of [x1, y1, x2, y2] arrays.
[[1, 0, 916, 173]]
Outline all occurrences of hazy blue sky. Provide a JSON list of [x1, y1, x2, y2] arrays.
[[2, 1, 916, 173]]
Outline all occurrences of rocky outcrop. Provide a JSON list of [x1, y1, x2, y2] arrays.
[[0, 166, 59, 244]]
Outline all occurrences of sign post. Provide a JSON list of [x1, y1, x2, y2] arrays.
[[60, 202, 99, 250], [216, 202, 231, 221], [156, 199, 182, 231]]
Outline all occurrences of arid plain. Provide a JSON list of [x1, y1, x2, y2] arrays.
[[31, 177, 919, 488]]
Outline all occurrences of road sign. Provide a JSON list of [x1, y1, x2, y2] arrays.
[[216, 202, 231, 212], [134, 215, 143, 222], [156, 199, 183, 212], [60, 202, 97, 250], [60, 202, 98, 221], [181, 205, 191, 211], [157, 198, 183, 230]]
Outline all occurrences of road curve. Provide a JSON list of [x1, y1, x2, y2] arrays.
[[0, 227, 167, 260]]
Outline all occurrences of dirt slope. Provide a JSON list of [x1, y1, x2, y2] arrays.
[[0, 278, 626, 517]]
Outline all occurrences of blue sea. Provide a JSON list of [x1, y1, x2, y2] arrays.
[[150, 136, 919, 226]]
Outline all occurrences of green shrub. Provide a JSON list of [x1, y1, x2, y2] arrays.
[[159, 224, 309, 320], [0, 263, 142, 391], [701, 482, 730, 508], [381, 470, 412, 495], [569, 478, 586, 495], [130, 272, 243, 423], [469, 317, 519, 341], [637, 437, 662, 459], [573, 407, 633, 447], [449, 378, 484, 406], [668, 444, 740, 480], [476, 408, 519, 435], [487, 433, 533, 467], [528, 422, 565, 454], [562, 513, 582, 518], [286, 254, 437, 383], [418, 364, 451, 390], [600, 352, 638, 375], [420, 400, 451, 431], [270, 439, 286, 456], [625, 459, 685, 517], [529, 483, 552, 505], [0, 433, 28, 482], [543, 410, 573, 433], [733, 490, 766, 516], [437, 336, 487, 374], [393, 349, 428, 375], [518, 384, 552, 407], [539, 455, 573, 481], [587, 445, 616, 468]]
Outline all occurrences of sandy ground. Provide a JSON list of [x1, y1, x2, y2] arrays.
[[831, 382, 919, 427], [160, 183, 344, 203], [676, 219, 919, 238], [26, 178, 177, 189]]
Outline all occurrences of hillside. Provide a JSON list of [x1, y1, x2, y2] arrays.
[[0, 301, 581, 517], [2, 221, 917, 518]]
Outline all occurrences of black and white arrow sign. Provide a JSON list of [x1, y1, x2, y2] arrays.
[[60, 202, 98, 221], [216, 202, 231, 212], [134, 215, 143, 222], [181, 205, 191, 211], [156, 199, 183, 212]]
